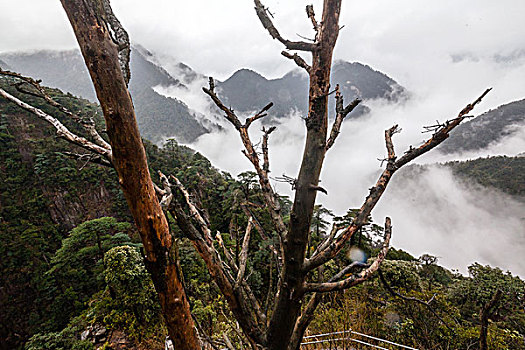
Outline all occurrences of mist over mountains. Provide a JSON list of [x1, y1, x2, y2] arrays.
[[440, 98, 525, 154], [1, 44, 524, 276], [0, 46, 410, 144], [0, 47, 207, 144], [215, 60, 408, 119]]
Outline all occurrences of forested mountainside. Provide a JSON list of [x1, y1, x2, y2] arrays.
[[445, 156, 525, 198], [1, 78, 524, 350], [0, 78, 230, 349], [0, 48, 409, 143], [0, 48, 208, 144], [216, 60, 408, 118], [440, 98, 525, 154]]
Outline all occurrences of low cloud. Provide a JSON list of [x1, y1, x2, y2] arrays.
[[377, 165, 525, 275], [160, 75, 525, 276]]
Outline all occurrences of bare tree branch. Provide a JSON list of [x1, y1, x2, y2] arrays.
[[281, 51, 311, 73], [245, 102, 273, 128], [262, 126, 276, 175], [305, 88, 491, 272], [171, 202, 267, 345], [0, 86, 112, 161], [0, 69, 112, 151], [305, 5, 319, 36], [216, 231, 239, 272], [202, 78, 243, 129], [304, 217, 391, 293], [158, 171, 173, 210], [171, 175, 214, 246], [394, 88, 491, 168], [240, 203, 283, 268], [326, 85, 362, 151], [254, 0, 317, 52], [236, 217, 254, 286], [169, 174, 270, 341], [203, 78, 288, 241]]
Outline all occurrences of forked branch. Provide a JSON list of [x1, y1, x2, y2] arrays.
[[0, 69, 111, 152], [305, 88, 491, 272], [254, 0, 317, 52], [203, 78, 288, 240], [281, 51, 311, 73], [326, 85, 362, 150]]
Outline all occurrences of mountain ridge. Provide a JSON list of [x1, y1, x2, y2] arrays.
[[0, 48, 209, 144], [440, 98, 525, 154]]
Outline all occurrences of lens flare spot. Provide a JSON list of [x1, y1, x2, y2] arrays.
[[348, 247, 367, 263]]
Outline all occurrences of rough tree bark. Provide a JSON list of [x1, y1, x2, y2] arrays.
[[58, 1, 200, 349]]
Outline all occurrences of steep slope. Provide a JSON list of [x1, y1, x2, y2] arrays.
[[0, 77, 235, 348], [439, 98, 525, 154], [0, 48, 208, 144], [216, 60, 408, 118], [128, 47, 208, 144], [0, 79, 127, 348]]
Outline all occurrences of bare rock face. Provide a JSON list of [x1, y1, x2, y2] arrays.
[[81, 326, 135, 349]]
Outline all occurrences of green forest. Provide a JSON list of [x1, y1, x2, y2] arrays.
[[1, 72, 524, 350]]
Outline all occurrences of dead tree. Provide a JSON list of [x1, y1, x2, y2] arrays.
[[2, 1, 198, 349], [58, 1, 200, 348], [0, 1, 491, 350], [180, 1, 489, 349]]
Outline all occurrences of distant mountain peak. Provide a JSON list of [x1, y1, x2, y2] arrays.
[[282, 68, 308, 80], [215, 60, 408, 118], [224, 68, 267, 83]]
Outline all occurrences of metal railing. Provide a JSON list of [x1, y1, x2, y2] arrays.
[[301, 330, 419, 350]]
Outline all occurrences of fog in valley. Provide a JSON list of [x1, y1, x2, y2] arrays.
[[154, 56, 525, 276]]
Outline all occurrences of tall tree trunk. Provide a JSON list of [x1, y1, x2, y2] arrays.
[[479, 290, 502, 350], [266, 1, 341, 349], [59, 1, 199, 349]]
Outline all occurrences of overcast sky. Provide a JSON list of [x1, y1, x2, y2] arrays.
[[1, 0, 525, 106]]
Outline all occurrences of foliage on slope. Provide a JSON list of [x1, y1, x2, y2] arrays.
[[445, 155, 525, 197]]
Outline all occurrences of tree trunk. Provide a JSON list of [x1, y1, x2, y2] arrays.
[[266, 1, 341, 349], [479, 290, 502, 350], [59, 1, 200, 349]]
